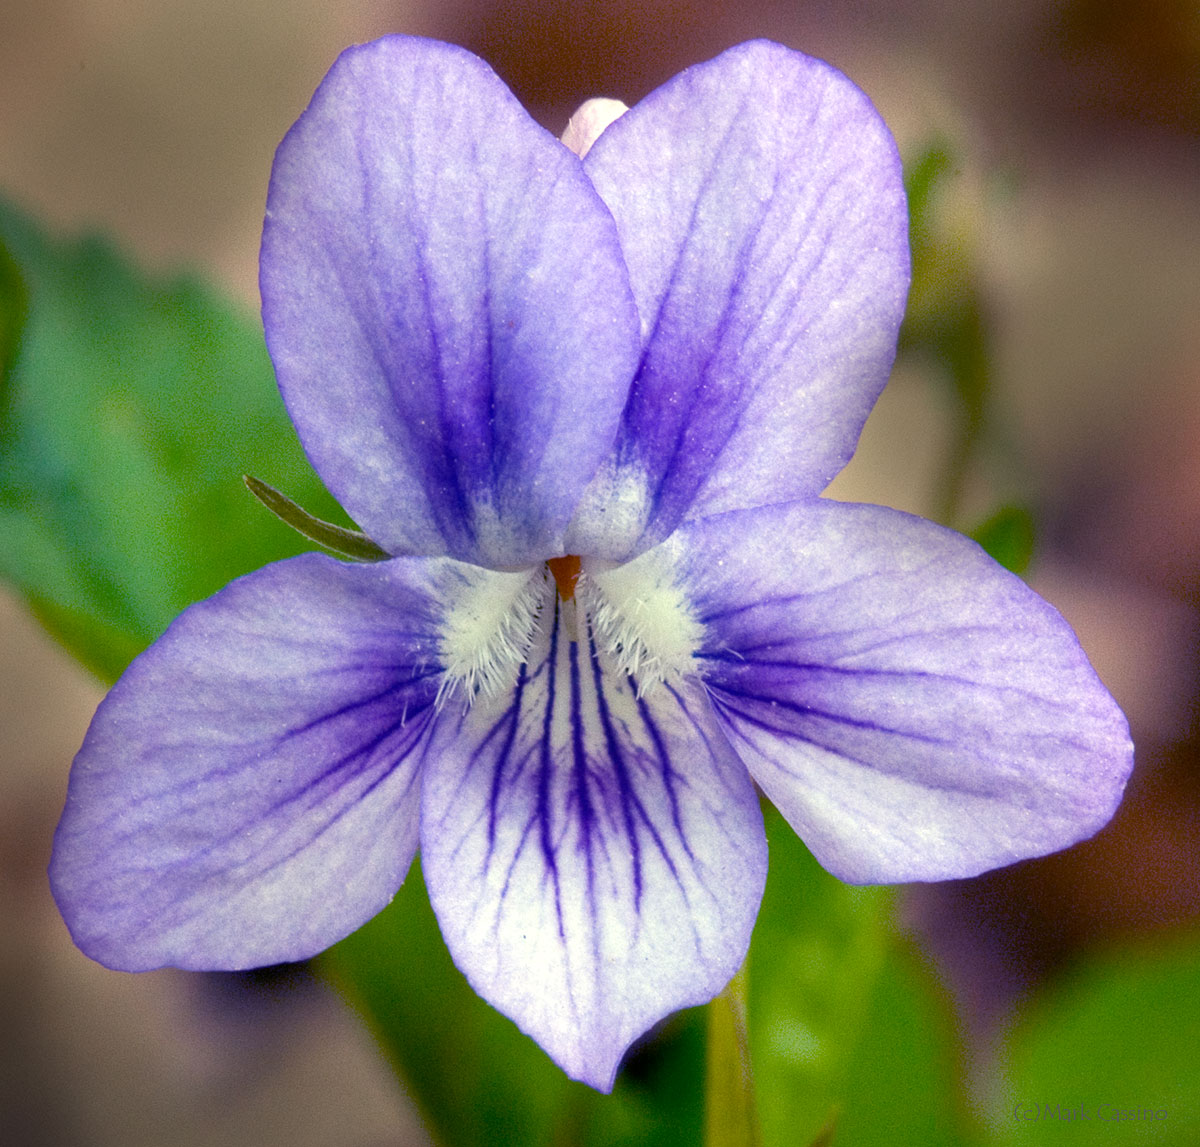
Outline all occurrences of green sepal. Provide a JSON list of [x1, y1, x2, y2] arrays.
[[243, 474, 390, 563]]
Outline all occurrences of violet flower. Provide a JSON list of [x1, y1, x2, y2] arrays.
[[50, 37, 1132, 1090]]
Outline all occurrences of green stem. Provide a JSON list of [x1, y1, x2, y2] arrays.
[[705, 961, 760, 1147]]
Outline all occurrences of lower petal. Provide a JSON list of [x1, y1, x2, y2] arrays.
[[668, 500, 1134, 883], [50, 553, 451, 970], [420, 598, 765, 1090]]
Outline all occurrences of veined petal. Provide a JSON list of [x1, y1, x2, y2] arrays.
[[568, 40, 909, 558], [261, 36, 640, 569], [50, 553, 452, 971], [667, 500, 1133, 883], [420, 597, 766, 1089]]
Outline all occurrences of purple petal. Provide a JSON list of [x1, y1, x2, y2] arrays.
[[50, 553, 452, 970], [668, 500, 1133, 883], [420, 597, 765, 1089], [261, 36, 640, 569], [567, 40, 910, 559]]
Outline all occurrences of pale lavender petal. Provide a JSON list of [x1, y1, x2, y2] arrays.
[[666, 500, 1133, 882], [420, 597, 765, 1089], [261, 36, 640, 569], [567, 40, 909, 559], [49, 553, 453, 971]]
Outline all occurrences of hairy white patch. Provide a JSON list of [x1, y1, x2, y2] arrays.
[[437, 542, 701, 708], [580, 546, 703, 695], [437, 565, 549, 707]]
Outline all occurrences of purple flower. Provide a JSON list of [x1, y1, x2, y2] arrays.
[[49, 37, 1132, 1090]]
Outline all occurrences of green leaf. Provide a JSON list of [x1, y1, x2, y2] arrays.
[[991, 928, 1200, 1145], [0, 194, 345, 681], [748, 806, 972, 1146], [835, 934, 973, 1146], [970, 504, 1037, 575], [325, 858, 706, 1147]]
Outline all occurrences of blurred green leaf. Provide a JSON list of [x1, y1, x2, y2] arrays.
[[903, 143, 969, 345], [326, 858, 706, 1147], [749, 806, 971, 1147], [902, 141, 985, 391], [991, 928, 1200, 1145], [0, 222, 28, 384], [904, 145, 954, 235], [747, 807, 888, 1146], [0, 195, 343, 680], [835, 932, 973, 1146], [970, 505, 1037, 576], [900, 141, 994, 527]]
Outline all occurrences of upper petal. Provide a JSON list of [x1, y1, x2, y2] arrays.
[[261, 36, 641, 568], [664, 500, 1133, 883], [567, 40, 910, 558], [420, 595, 766, 1089], [50, 553, 452, 970]]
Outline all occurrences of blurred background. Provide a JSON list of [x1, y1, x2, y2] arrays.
[[2, 0, 1198, 1143]]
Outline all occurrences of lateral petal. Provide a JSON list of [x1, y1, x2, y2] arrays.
[[668, 500, 1133, 882], [420, 599, 766, 1089], [50, 553, 452, 970], [569, 40, 909, 558], [261, 36, 640, 568]]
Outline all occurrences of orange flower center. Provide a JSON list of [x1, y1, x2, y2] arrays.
[[547, 555, 582, 601]]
